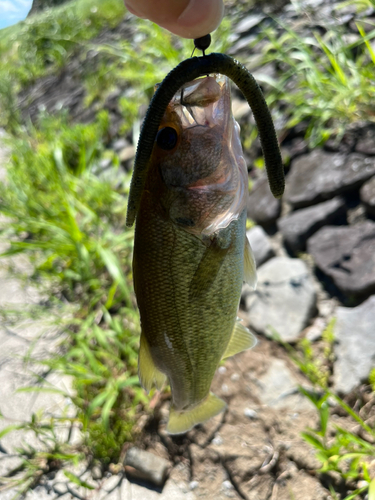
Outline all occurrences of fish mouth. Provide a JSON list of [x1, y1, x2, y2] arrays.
[[171, 75, 231, 133], [158, 74, 248, 237]]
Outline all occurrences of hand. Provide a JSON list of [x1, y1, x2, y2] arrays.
[[124, 0, 224, 39]]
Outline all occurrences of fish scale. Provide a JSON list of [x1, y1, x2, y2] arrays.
[[135, 200, 246, 408], [132, 75, 258, 434]]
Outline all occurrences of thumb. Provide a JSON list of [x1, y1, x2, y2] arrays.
[[124, 0, 224, 39]]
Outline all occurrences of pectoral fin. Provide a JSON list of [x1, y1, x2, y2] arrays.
[[167, 393, 226, 435], [244, 237, 257, 289], [222, 320, 257, 359], [138, 331, 166, 392], [189, 238, 229, 300]]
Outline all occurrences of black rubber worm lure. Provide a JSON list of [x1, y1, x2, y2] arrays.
[[126, 43, 285, 228]]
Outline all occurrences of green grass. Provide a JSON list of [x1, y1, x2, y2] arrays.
[[0, 0, 126, 131], [0, 4, 233, 493], [0, 112, 145, 494], [0, 0, 126, 83], [259, 18, 375, 493], [79, 17, 232, 135], [252, 20, 375, 147], [279, 323, 375, 500], [0, 114, 132, 306], [1, 0, 375, 496]]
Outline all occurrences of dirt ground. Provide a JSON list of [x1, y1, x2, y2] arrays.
[[137, 336, 342, 500]]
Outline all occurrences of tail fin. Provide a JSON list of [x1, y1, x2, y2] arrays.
[[167, 393, 226, 435]]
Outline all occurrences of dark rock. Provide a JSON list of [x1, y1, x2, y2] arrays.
[[246, 226, 275, 266], [355, 127, 375, 155], [360, 175, 375, 217], [243, 257, 317, 342], [307, 222, 375, 297], [278, 197, 347, 253], [333, 295, 375, 394], [285, 150, 375, 208], [324, 131, 356, 154], [17, 16, 136, 138], [28, 0, 69, 16], [125, 447, 170, 487], [282, 137, 308, 160], [332, 1, 361, 17], [350, 17, 375, 34], [247, 177, 281, 226]]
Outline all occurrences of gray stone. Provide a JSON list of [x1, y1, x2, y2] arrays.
[[231, 98, 251, 121], [111, 138, 129, 152], [285, 151, 375, 208], [235, 14, 266, 34], [119, 145, 135, 164], [360, 175, 375, 217], [255, 359, 313, 410], [304, 317, 326, 342], [102, 474, 122, 493], [189, 480, 199, 490], [125, 447, 170, 487], [228, 34, 257, 55], [0, 488, 22, 500], [247, 177, 281, 226], [91, 465, 103, 480], [307, 222, 375, 297], [0, 455, 23, 477], [243, 408, 258, 420], [120, 475, 195, 500], [243, 257, 317, 342], [19, 485, 56, 500], [246, 226, 275, 266], [333, 296, 375, 394], [52, 481, 69, 495], [278, 197, 346, 252]]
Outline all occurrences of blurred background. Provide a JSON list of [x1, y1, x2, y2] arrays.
[[0, 0, 375, 499]]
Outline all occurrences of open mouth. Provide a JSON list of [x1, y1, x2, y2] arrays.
[[172, 75, 230, 131]]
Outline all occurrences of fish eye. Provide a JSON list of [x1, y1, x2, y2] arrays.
[[156, 127, 178, 150]]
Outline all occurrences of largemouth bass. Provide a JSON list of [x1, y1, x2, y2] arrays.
[[133, 75, 258, 434]]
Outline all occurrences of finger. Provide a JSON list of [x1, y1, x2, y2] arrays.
[[124, 0, 224, 39]]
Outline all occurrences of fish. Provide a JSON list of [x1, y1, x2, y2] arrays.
[[132, 74, 258, 434]]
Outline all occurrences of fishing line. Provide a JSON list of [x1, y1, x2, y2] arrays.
[[126, 39, 285, 228]]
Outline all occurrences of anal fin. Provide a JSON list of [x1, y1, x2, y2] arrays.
[[138, 331, 166, 392], [244, 237, 257, 289], [222, 321, 257, 359], [167, 393, 226, 435]]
